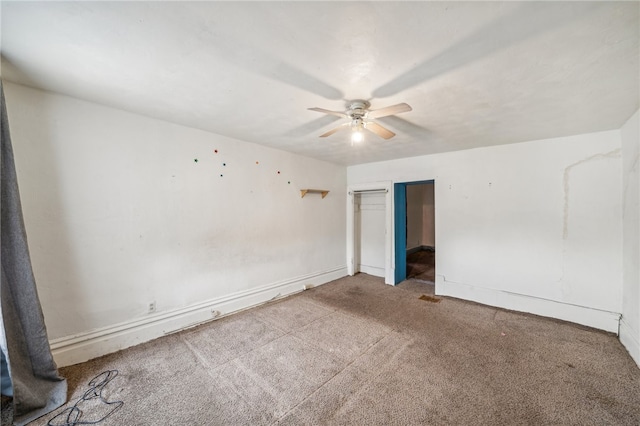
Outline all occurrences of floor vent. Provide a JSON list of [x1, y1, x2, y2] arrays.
[[418, 295, 441, 303]]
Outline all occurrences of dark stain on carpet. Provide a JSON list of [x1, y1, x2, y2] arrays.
[[419, 294, 441, 303]]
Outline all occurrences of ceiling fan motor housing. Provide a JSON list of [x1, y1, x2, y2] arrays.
[[309, 99, 409, 140], [347, 100, 370, 119]]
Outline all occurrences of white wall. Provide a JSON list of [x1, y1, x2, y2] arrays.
[[421, 184, 435, 247], [406, 184, 435, 249], [349, 130, 623, 333], [621, 109, 640, 366], [4, 82, 347, 366], [406, 185, 424, 250]]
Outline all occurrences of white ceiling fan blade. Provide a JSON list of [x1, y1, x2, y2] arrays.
[[365, 121, 395, 139], [308, 107, 348, 118], [366, 103, 412, 119], [320, 122, 350, 137]]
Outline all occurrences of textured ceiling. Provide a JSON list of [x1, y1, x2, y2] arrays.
[[1, 1, 638, 166]]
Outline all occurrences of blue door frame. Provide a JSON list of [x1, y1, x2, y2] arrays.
[[393, 183, 407, 284], [393, 180, 435, 285]]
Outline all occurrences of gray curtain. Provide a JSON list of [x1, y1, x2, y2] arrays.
[[1, 82, 67, 424]]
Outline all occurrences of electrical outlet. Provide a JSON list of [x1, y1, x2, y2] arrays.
[[148, 301, 156, 313]]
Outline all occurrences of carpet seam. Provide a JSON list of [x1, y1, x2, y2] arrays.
[[271, 330, 396, 424], [252, 300, 336, 335], [177, 315, 289, 379]]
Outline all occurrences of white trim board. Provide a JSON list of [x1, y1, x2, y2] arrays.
[[359, 265, 385, 278], [346, 181, 393, 285], [50, 266, 348, 367], [436, 275, 621, 333], [619, 318, 640, 367]]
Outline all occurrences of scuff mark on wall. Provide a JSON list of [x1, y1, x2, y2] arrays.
[[557, 147, 621, 293], [563, 148, 621, 239]]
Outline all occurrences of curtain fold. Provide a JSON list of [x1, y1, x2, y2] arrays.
[[1, 81, 67, 425]]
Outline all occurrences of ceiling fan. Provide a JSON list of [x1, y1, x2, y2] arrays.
[[308, 100, 412, 143]]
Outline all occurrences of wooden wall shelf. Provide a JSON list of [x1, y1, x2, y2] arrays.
[[300, 189, 329, 199]]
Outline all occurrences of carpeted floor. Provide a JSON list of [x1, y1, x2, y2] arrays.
[[406, 249, 435, 282], [16, 274, 640, 425], [1, 397, 11, 426]]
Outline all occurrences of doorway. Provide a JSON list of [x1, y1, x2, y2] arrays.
[[353, 192, 386, 278], [394, 181, 435, 284], [346, 183, 393, 284]]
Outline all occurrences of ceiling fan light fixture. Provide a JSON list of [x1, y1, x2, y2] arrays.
[[351, 118, 364, 144], [351, 128, 364, 144], [309, 100, 411, 142]]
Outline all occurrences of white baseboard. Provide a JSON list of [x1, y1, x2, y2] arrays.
[[619, 318, 640, 368], [50, 266, 348, 367], [436, 275, 621, 333], [359, 264, 385, 278]]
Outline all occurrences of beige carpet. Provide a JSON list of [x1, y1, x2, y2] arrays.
[[22, 274, 640, 425]]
